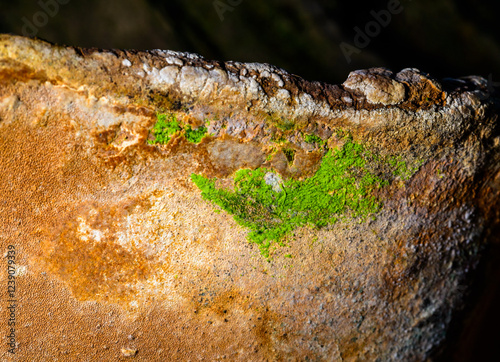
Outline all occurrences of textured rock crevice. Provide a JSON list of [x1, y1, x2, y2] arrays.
[[0, 35, 499, 361]]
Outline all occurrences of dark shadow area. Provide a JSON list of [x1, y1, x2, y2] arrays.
[[433, 234, 500, 361], [1, 0, 499, 83]]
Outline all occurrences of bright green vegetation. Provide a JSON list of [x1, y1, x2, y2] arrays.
[[147, 113, 181, 145], [184, 125, 208, 143], [303, 133, 325, 145], [147, 113, 208, 145], [191, 137, 388, 259]]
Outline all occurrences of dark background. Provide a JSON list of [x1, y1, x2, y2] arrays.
[[1, 0, 499, 360], [1, 0, 500, 84]]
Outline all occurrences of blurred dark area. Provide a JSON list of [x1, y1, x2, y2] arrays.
[[1, 0, 499, 84], [1, 0, 499, 360]]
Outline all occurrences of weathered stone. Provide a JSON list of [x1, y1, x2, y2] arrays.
[[343, 68, 406, 106], [0, 35, 499, 361], [121, 348, 138, 357]]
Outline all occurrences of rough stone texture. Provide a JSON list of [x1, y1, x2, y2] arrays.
[[0, 35, 499, 361]]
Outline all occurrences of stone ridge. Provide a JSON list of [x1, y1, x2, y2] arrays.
[[0, 34, 495, 150]]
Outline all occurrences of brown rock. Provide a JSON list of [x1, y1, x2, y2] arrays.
[[0, 34, 498, 361]]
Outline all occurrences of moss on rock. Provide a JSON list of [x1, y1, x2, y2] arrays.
[[148, 113, 208, 145], [191, 136, 388, 258]]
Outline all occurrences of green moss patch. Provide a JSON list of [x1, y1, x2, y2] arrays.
[[148, 113, 208, 145], [147, 113, 181, 145], [387, 156, 423, 180], [303, 133, 325, 145], [184, 125, 208, 143], [191, 137, 387, 258]]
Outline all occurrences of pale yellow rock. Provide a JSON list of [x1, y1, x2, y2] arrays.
[[121, 348, 138, 357]]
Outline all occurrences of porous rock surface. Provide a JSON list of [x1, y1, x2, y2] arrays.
[[0, 35, 499, 361]]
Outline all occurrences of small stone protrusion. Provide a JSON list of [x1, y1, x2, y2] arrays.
[[343, 68, 406, 106], [264, 172, 284, 193], [395, 68, 446, 108], [121, 348, 138, 357]]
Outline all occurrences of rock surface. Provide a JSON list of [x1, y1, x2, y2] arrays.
[[0, 35, 499, 361]]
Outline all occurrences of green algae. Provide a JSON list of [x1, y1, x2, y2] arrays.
[[147, 113, 181, 145], [303, 133, 325, 145], [184, 124, 208, 143], [387, 156, 423, 180], [147, 113, 208, 145], [191, 136, 388, 258]]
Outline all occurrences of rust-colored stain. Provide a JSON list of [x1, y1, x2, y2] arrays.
[[0, 59, 50, 84], [42, 201, 155, 303]]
